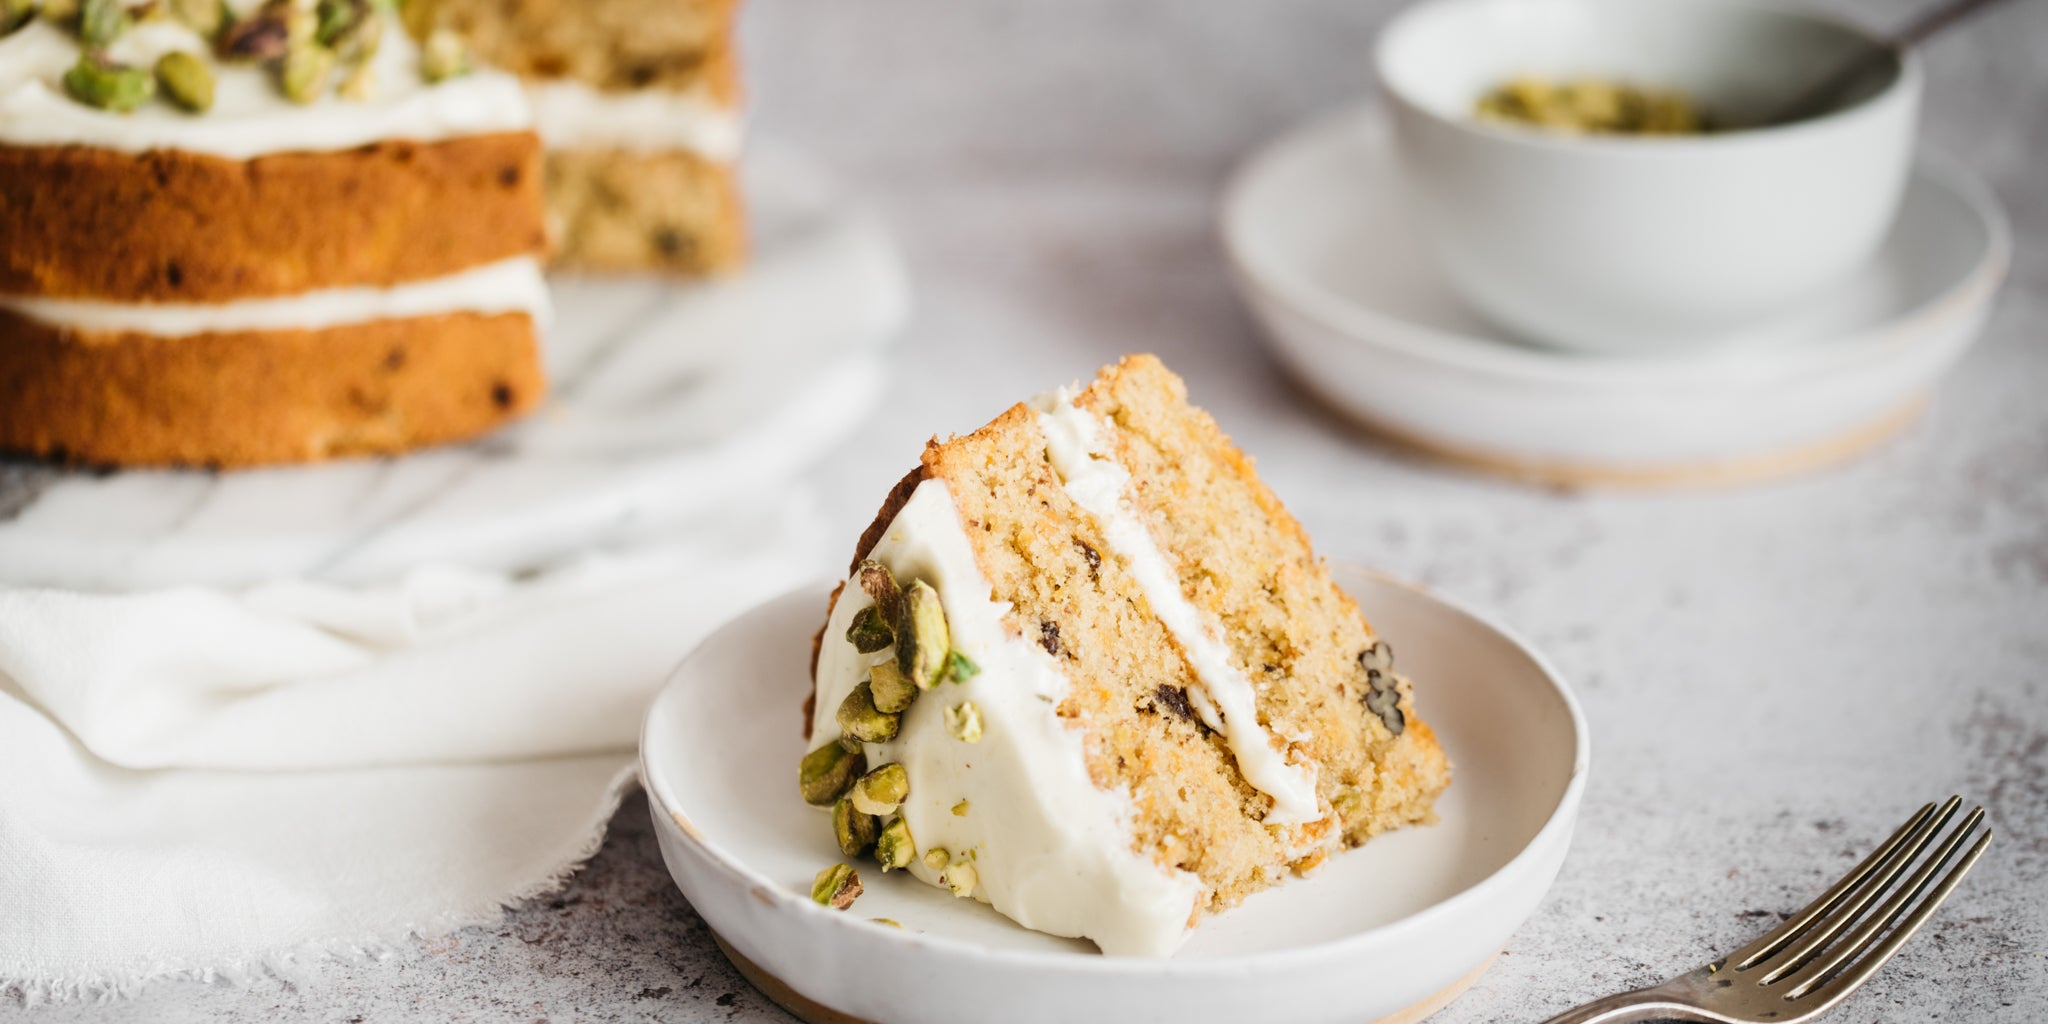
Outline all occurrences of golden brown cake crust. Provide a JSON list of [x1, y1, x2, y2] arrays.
[[542, 147, 745, 275], [0, 309, 545, 468], [0, 134, 547, 303]]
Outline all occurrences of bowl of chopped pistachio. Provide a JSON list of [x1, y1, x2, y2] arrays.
[[1374, 0, 1921, 354]]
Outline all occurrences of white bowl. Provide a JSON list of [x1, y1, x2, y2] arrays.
[[1222, 108, 2008, 488], [1376, 0, 1921, 354], [640, 568, 1589, 1024]]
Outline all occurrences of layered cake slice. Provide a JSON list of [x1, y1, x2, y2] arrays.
[[801, 355, 1451, 955], [0, 0, 549, 467], [414, 0, 745, 275]]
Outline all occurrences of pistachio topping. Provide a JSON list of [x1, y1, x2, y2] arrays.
[[845, 605, 894, 654], [855, 559, 904, 626], [810, 863, 861, 910], [943, 702, 984, 744], [868, 660, 918, 715], [943, 649, 980, 684], [153, 50, 215, 112], [166, 0, 222, 35], [217, 1, 290, 63], [951, 799, 970, 817], [835, 681, 900, 744], [922, 847, 950, 872], [798, 741, 865, 806], [38, 0, 75, 27], [896, 579, 950, 689], [849, 762, 910, 817], [832, 796, 879, 857], [279, 41, 334, 103], [63, 54, 155, 112], [873, 817, 914, 871], [419, 26, 468, 82], [942, 858, 978, 898], [871, 917, 902, 928], [2, 0, 39, 37], [77, 0, 126, 48], [1332, 786, 1364, 818]]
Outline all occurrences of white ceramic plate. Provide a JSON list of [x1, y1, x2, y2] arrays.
[[0, 145, 910, 589], [640, 566, 1589, 1024], [1221, 107, 2011, 487]]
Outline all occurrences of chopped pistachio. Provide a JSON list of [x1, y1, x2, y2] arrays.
[[312, 0, 363, 46], [62, 54, 154, 113], [1332, 786, 1364, 818], [943, 650, 980, 684], [943, 702, 984, 744], [216, 1, 290, 62], [336, 58, 375, 100], [810, 863, 861, 910], [419, 26, 468, 82], [832, 796, 878, 857], [279, 39, 334, 103], [153, 51, 214, 112], [922, 847, 950, 872], [2, 0, 39, 37], [38, 0, 74, 29], [951, 799, 970, 817], [835, 681, 899, 744], [166, 0, 222, 35], [868, 660, 918, 714], [845, 605, 894, 654], [896, 579, 950, 689], [942, 858, 978, 898], [798, 740, 865, 806], [849, 762, 909, 817], [870, 917, 902, 928], [855, 558, 903, 625], [77, 0, 126, 48], [873, 817, 914, 871]]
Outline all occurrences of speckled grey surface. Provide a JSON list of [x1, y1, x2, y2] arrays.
[[8, 0, 2046, 1020]]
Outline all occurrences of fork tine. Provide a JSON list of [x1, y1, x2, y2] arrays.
[[1752, 797, 1964, 980], [1780, 810, 1991, 1002], [1722, 798, 1950, 972]]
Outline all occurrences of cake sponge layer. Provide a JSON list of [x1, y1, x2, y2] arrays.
[[0, 134, 546, 303], [0, 309, 545, 468], [421, 0, 742, 96], [543, 148, 745, 275]]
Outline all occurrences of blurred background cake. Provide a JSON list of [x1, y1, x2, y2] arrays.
[[411, 0, 746, 276], [0, 0, 549, 467]]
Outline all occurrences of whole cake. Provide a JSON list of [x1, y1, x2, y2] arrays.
[[801, 355, 1452, 955], [0, 0, 550, 468], [412, 0, 745, 276]]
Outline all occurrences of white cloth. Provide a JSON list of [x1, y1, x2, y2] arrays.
[[0, 492, 826, 1000]]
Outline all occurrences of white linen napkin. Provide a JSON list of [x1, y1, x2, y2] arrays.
[[0, 490, 827, 1001]]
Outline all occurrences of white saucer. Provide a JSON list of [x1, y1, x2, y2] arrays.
[[640, 567, 1589, 1024], [1221, 107, 2011, 487], [0, 145, 910, 589]]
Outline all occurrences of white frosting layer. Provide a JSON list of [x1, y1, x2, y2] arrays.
[[527, 79, 743, 160], [1034, 393, 1325, 825], [0, 13, 532, 158], [810, 480, 1204, 958], [0, 256, 550, 336]]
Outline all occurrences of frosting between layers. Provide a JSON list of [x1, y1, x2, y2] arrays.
[[0, 256, 551, 336], [810, 479, 1204, 958], [526, 79, 743, 160], [1034, 393, 1325, 825], [0, 14, 532, 158]]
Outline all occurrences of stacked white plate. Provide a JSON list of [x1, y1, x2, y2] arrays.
[[1221, 108, 2011, 487]]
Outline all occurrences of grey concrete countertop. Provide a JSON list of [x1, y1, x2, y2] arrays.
[[10, 0, 2045, 1020]]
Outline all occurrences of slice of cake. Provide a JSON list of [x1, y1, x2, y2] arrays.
[[411, 0, 745, 276], [800, 354, 1451, 955], [0, 0, 549, 467]]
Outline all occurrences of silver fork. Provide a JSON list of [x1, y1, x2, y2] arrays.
[[1540, 797, 1993, 1024]]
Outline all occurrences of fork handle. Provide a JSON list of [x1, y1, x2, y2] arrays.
[[1536, 987, 1717, 1024]]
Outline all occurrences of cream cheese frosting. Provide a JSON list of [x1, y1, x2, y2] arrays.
[[0, 11, 532, 158], [810, 479, 1205, 958], [1034, 392, 1325, 826], [0, 256, 551, 336], [526, 79, 743, 160]]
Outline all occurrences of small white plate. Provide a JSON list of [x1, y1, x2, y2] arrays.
[[1221, 107, 2011, 488], [640, 567, 1589, 1024]]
